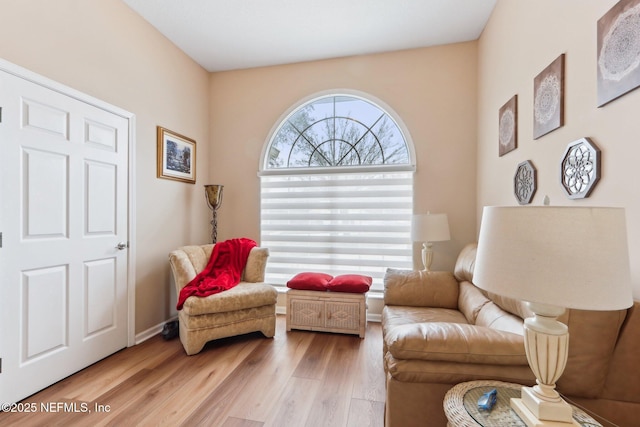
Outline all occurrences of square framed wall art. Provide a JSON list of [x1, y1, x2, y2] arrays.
[[157, 126, 196, 184], [499, 95, 517, 157], [597, 0, 640, 107], [533, 54, 565, 139]]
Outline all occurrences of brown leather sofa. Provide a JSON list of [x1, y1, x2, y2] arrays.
[[382, 243, 640, 427]]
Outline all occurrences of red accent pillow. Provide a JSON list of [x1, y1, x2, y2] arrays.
[[287, 272, 333, 291], [326, 274, 372, 293]]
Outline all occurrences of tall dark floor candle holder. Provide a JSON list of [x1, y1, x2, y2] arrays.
[[204, 184, 224, 243]]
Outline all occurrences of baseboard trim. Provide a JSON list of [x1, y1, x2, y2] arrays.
[[135, 315, 178, 345], [134, 304, 379, 346]]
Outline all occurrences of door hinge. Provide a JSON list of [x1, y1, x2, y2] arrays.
[[0, 106, 3, 123], [0, 232, 3, 248]]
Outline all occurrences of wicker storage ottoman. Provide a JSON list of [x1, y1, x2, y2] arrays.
[[286, 289, 367, 338]]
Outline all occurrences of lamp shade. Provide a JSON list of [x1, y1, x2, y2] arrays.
[[474, 206, 633, 311], [411, 213, 451, 242], [204, 184, 224, 210]]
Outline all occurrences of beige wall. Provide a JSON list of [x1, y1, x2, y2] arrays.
[[1, 2, 480, 333], [209, 44, 479, 273], [478, 0, 640, 298], [0, 0, 211, 335], [5, 0, 635, 334]]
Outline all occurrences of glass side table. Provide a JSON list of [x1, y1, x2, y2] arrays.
[[443, 381, 602, 427]]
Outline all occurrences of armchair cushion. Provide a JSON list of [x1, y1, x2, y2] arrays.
[[181, 282, 277, 316]]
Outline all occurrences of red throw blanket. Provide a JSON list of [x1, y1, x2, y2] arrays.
[[176, 238, 257, 310]]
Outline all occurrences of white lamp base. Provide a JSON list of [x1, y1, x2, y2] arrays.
[[521, 386, 573, 422], [421, 242, 433, 271], [511, 398, 579, 427]]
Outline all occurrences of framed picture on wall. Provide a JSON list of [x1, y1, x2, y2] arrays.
[[597, 0, 640, 107], [499, 95, 517, 156], [534, 54, 565, 139], [157, 126, 196, 184]]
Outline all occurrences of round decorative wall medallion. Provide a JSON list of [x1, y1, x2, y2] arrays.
[[560, 137, 601, 199], [514, 160, 537, 205]]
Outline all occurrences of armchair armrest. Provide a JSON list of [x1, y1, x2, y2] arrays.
[[243, 247, 269, 282], [386, 322, 527, 365], [169, 249, 198, 293], [384, 269, 459, 308]]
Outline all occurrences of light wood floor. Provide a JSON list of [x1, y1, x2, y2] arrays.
[[0, 315, 385, 427]]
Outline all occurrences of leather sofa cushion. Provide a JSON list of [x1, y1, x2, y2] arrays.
[[485, 291, 533, 321], [382, 306, 468, 338], [458, 281, 490, 324], [453, 243, 477, 283], [385, 321, 527, 365], [385, 356, 534, 384], [475, 302, 524, 335], [384, 269, 458, 308], [559, 308, 627, 398], [602, 302, 639, 402]]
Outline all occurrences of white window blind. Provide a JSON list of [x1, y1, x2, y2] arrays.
[[260, 170, 413, 292]]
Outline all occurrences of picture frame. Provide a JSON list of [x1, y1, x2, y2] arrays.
[[534, 54, 565, 139], [498, 95, 517, 157], [597, 0, 640, 107], [157, 126, 196, 184]]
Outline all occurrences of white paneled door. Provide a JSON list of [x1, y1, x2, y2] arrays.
[[0, 62, 131, 404]]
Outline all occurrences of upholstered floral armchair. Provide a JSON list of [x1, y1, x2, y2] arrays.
[[169, 244, 277, 355]]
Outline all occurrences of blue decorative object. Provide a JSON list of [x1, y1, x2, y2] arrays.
[[477, 388, 497, 411]]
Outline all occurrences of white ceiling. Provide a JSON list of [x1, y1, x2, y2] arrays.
[[122, 0, 497, 72]]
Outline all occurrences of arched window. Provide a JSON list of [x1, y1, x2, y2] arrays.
[[260, 93, 415, 292]]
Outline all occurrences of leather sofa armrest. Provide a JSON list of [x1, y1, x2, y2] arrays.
[[384, 269, 459, 308], [386, 322, 527, 365]]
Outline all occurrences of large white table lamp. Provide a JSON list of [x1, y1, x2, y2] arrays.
[[473, 206, 633, 427]]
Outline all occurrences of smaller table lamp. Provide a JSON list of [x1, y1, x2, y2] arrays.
[[411, 212, 451, 271], [474, 206, 633, 427]]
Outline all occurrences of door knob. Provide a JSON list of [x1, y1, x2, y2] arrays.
[[116, 242, 128, 250]]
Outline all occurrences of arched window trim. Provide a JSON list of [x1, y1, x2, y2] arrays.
[[259, 89, 417, 176], [259, 90, 416, 293]]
